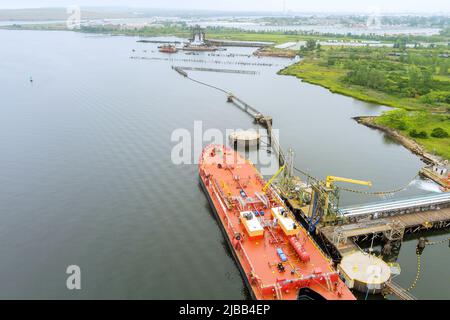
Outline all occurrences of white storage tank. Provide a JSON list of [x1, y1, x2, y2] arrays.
[[338, 251, 391, 294]]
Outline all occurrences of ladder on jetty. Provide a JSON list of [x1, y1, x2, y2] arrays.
[[385, 281, 417, 300]]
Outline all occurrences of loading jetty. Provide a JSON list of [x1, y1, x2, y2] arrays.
[[131, 56, 276, 67], [318, 194, 450, 257], [206, 39, 274, 48]]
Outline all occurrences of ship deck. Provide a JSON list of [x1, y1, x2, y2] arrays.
[[199, 145, 355, 300]]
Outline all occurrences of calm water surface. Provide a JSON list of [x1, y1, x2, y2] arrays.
[[0, 30, 448, 299]]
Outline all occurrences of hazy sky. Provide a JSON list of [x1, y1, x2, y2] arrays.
[[0, 0, 449, 13]]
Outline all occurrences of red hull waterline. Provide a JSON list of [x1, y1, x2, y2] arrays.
[[199, 145, 355, 300]]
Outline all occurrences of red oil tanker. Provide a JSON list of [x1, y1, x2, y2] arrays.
[[199, 144, 355, 300]]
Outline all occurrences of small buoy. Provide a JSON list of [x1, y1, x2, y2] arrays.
[[29, 76, 33, 82]]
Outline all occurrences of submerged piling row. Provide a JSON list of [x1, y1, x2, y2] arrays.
[[170, 65, 287, 167], [130, 56, 276, 67]]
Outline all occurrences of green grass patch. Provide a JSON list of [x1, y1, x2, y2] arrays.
[[280, 58, 427, 110]]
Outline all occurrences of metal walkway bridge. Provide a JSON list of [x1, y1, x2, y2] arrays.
[[338, 193, 450, 220], [320, 193, 450, 258]]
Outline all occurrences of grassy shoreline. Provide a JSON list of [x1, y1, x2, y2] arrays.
[[280, 48, 450, 161]]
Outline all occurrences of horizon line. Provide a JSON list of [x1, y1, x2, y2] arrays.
[[0, 6, 449, 15]]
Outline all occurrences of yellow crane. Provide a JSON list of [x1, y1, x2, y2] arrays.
[[308, 176, 372, 227], [316, 176, 372, 224], [263, 164, 286, 193]]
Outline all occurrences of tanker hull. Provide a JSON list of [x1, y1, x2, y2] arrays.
[[199, 144, 355, 300]]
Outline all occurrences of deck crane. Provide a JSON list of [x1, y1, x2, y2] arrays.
[[308, 175, 372, 230]]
